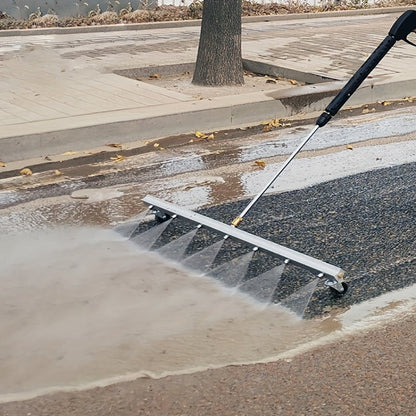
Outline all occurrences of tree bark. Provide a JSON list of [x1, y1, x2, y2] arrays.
[[192, 0, 244, 86]]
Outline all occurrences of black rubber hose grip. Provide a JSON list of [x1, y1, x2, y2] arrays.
[[316, 36, 395, 127]]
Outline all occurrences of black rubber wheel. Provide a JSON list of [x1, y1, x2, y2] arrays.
[[329, 282, 349, 297], [155, 212, 171, 223]]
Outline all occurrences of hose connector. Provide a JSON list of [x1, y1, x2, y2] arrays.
[[231, 216, 243, 227], [316, 111, 332, 127]]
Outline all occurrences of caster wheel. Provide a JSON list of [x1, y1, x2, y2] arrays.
[[154, 211, 171, 223], [329, 282, 348, 297]]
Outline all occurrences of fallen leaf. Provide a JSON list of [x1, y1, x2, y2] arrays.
[[153, 143, 160, 148], [346, 144, 354, 150], [381, 100, 392, 106], [195, 131, 208, 139], [261, 118, 291, 132], [54, 170, 63, 175], [0, 161, 6, 167], [107, 143, 122, 149], [20, 168, 32, 176], [61, 151, 77, 156], [207, 133, 215, 140], [266, 79, 277, 84], [149, 73, 160, 79], [262, 118, 282, 131], [288, 79, 300, 85], [110, 154, 126, 162], [254, 160, 266, 168]]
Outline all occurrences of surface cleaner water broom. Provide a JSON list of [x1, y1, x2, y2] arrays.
[[141, 10, 416, 295]]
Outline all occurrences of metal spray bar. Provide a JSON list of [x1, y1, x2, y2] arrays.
[[142, 195, 345, 282]]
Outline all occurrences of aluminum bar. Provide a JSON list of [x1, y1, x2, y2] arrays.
[[143, 195, 345, 281]]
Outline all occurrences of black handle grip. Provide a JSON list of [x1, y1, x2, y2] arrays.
[[325, 35, 395, 117], [316, 9, 416, 127], [316, 35, 395, 127]]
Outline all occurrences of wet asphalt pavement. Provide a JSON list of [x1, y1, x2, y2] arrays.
[[129, 161, 415, 318], [1, 150, 415, 318], [1, 161, 414, 414], [212, 162, 415, 317], [0, 122, 415, 414]]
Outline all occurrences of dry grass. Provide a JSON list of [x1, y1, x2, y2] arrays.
[[1, 0, 415, 30]]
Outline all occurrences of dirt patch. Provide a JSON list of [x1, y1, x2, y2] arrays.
[[1, 3, 410, 30], [141, 70, 301, 100]]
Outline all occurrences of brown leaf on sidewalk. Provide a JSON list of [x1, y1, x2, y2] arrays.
[[61, 151, 77, 156], [362, 107, 376, 114], [254, 160, 266, 168], [20, 168, 33, 176], [107, 143, 122, 149], [346, 144, 354, 150], [261, 118, 291, 132], [207, 133, 215, 140], [110, 154, 126, 162], [195, 131, 208, 139], [149, 73, 160, 79], [54, 170, 63, 175], [151, 143, 165, 150], [0, 161, 6, 167]]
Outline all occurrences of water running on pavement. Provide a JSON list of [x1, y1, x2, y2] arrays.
[[0, 226, 340, 402]]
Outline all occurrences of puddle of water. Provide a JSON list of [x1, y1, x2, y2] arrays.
[[0, 190, 147, 234], [0, 226, 338, 402], [70, 188, 124, 202]]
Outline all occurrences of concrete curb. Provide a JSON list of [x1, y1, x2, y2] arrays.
[[2, 75, 415, 165], [0, 6, 411, 37]]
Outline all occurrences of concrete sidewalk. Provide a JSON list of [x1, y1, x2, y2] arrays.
[[1, 7, 416, 164]]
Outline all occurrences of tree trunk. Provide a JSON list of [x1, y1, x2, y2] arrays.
[[192, 0, 244, 86]]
